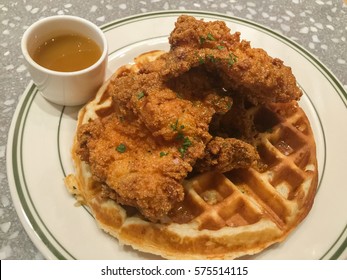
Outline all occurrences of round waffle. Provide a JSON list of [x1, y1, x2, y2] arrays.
[[65, 51, 318, 259]]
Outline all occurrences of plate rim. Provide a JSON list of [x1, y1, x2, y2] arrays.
[[6, 10, 347, 260]]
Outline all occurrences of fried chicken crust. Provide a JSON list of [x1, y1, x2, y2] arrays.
[[76, 15, 302, 222], [77, 68, 231, 222], [194, 137, 260, 173], [142, 15, 302, 104], [77, 111, 188, 221]]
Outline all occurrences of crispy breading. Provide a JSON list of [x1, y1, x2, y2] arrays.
[[141, 15, 302, 104], [76, 15, 302, 222], [76, 111, 188, 221], [77, 69, 230, 221], [194, 137, 260, 173]]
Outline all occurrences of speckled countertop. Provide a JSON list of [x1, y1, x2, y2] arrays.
[[0, 0, 346, 260]]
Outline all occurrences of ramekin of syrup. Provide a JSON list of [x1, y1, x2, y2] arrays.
[[22, 15, 108, 106]]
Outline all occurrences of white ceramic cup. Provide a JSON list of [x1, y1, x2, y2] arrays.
[[21, 15, 108, 106]]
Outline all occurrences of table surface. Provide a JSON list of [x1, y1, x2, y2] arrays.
[[1, 0, 346, 260]]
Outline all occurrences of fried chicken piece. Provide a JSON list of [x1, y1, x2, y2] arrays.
[[77, 67, 233, 222], [77, 110, 189, 222], [141, 15, 302, 104], [107, 70, 225, 144], [194, 137, 260, 173], [76, 16, 301, 222]]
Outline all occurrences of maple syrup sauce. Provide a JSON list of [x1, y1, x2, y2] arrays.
[[32, 33, 101, 72]]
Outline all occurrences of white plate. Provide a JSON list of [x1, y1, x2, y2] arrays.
[[7, 11, 347, 260]]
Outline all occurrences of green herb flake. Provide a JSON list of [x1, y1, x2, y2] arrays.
[[217, 45, 225, 50], [194, 51, 204, 65], [198, 56, 205, 64], [176, 131, 184, 141], [178, 147, 186, 157], [183, 136, 192, 148], [178, 136, 192, 157], [207, 54, 216, 63], [137, 91, 145, 100], [160, 151, 169, 157], [170, 119, 179, 131], [207, 33, 216, 41], [116, 143, 127, 153], [199, 36, 206, 45], [227, 52, 238, 67]]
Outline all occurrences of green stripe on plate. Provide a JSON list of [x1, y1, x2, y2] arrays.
[[12, 83, 75, 260]]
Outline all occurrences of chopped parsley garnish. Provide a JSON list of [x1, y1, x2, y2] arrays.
[[178, 147, 185, 157], [171, 120, 185, 138], [178, 136, 192, 158], [200, 33, 216, 45], [160, 151, 169, 157], [170, 119, 192, 157], [183, 136, 192, 148], [228, 52, 238, 67], [137, 91, 145, 100], [176, 131, 184, 140], [195, 51, 205, 65], [207, 33, 216, 41], [217, 45, 225, 50], [207, 54, 216, 63], [116, 143, 126, 153], [171, 119, 179, 131]]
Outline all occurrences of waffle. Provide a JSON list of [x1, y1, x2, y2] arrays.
[[65, 51, 318, 259]]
